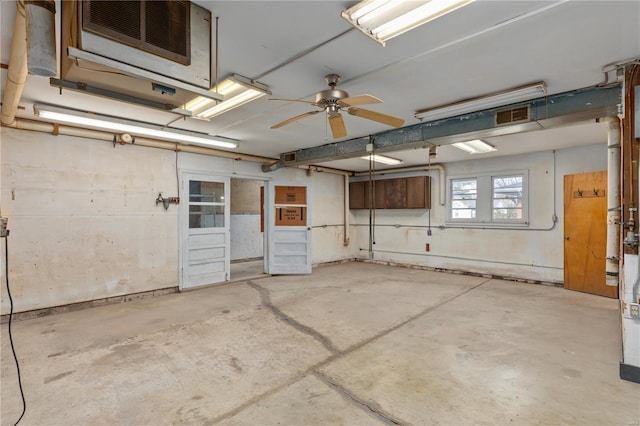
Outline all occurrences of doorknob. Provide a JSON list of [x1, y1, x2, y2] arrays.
[[565, 235, 570, 240]]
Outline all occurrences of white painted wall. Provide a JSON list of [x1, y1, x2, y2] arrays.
[[230, 214, 262, 261], [230, 179, 263, 261], [1, 123, 608, 314], [0, 127, 357, 313], [351, 143, 607, 283], [0, 127, 178, 313]]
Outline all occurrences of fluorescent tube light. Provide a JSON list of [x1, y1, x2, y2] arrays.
[[415, 82, 546, 122], [452, 139, 496, 154], [342, 0, 474, 46], [185, 74, 270, 119], [360, 154, 404, 165], [33, 104, 238, 149]]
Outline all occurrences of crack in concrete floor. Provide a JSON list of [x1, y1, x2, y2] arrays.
[[218, 278, 494, 425], [246, 280, 341, 355], [313, 371, 405, 426]]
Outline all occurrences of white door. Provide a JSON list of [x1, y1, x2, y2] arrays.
[[265, 182, 312, 274], [180, 173, 230, 289]]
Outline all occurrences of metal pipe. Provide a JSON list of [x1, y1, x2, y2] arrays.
[[1, 0, 28, 126], [6, 119, 354, 247], [296, 165, 352, 246], [24, 0, 56, 76], [354, 164, 446, 206], [344, 174, 351, 246], [606, 116, 622, 287], [6, 118, 276, 163], [358, 248, 563, 271]]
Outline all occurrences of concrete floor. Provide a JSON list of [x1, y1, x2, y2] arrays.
[[1, 262, 638, 425], [230, 259, 267, 283]]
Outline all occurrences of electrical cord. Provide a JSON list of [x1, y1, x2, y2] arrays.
[[4, 235, 26, 426]]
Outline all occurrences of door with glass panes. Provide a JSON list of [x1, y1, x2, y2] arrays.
[[180, 173, 230, 289]]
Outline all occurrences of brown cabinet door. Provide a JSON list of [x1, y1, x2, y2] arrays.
[[349, 176, 431, 210], [406, 176, 430, 209], [384, 178, 406, 209], [349, 181, 367, 209]]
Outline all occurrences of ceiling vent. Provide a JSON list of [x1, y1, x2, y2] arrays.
[[82, 1, 190, 65], [283, 152, 297, 163], [58, 0, 219, 112], [495, 105, 531, 126]]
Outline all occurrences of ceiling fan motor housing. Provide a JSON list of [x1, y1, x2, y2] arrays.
[[315, 89, 349, 106]]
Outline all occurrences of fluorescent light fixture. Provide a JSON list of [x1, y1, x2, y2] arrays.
[[185, 74, 270, 119], [342, 0, 474, 46], [452, 139, 496, 154], [33, 104, 238, 149], [415, 82, 546, 122], [360, 154, 404, 165]]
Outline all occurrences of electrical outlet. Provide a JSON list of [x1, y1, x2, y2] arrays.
[[624, 302, 640, 319], [425, 243, 430, 252], [0, 218, 8, 238]]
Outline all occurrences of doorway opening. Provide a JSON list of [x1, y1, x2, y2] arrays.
[[230, 177, 267, 281]]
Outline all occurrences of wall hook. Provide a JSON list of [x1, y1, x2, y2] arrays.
[[155, 192, 180, 210]]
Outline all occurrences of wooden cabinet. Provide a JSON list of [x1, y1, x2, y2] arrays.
[[349, 176, 431, 209]]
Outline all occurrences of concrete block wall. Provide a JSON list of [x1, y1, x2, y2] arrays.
[[0, 127, 178, 314], [1, 124, 608, 313], [0, 127, 357, 313]]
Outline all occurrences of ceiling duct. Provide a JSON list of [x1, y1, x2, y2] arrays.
[[264, 85, 622, 171], [58, 0, 221, 112], [495, 105, 530, 126]]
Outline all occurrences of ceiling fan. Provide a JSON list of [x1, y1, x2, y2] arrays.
[[269, 74, 405, 139]]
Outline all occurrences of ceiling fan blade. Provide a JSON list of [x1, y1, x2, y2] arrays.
[[329, 114, 347, 138], [339, 94, 383, 107], [270, 110, 321, 129], [268, 98, 317, 105], [347, 107, 405, 128]]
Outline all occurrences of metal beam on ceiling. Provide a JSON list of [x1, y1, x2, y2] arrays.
[[263, 84, 621, 172]]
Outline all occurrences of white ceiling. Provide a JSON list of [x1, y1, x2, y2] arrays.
[[1, 1, 639, 172]]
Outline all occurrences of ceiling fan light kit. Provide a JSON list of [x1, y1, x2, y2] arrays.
[[342, 0, 475, 46], [270, 74, 405, 139]]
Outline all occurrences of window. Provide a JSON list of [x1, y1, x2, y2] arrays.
[[188, 180, 225, 228], [451, 178, 477, 219], [492, 175, 523, 220], [448, 171, 528, 225]]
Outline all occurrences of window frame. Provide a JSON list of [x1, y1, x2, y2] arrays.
[[447, 170, 529, 226], [450, 177, 478, 220]]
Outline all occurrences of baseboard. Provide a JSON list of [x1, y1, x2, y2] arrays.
[[620, 363, 640, 384], [0, 287, 178, 323], [355, 258, 564, 288]]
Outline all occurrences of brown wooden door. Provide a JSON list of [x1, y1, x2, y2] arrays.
[[564, 171, 617, 298]]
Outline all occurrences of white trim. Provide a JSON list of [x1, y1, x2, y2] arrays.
[[447, 169, 529, 227], [265, 181, 312, 275], [179, 172, 231, 290]]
